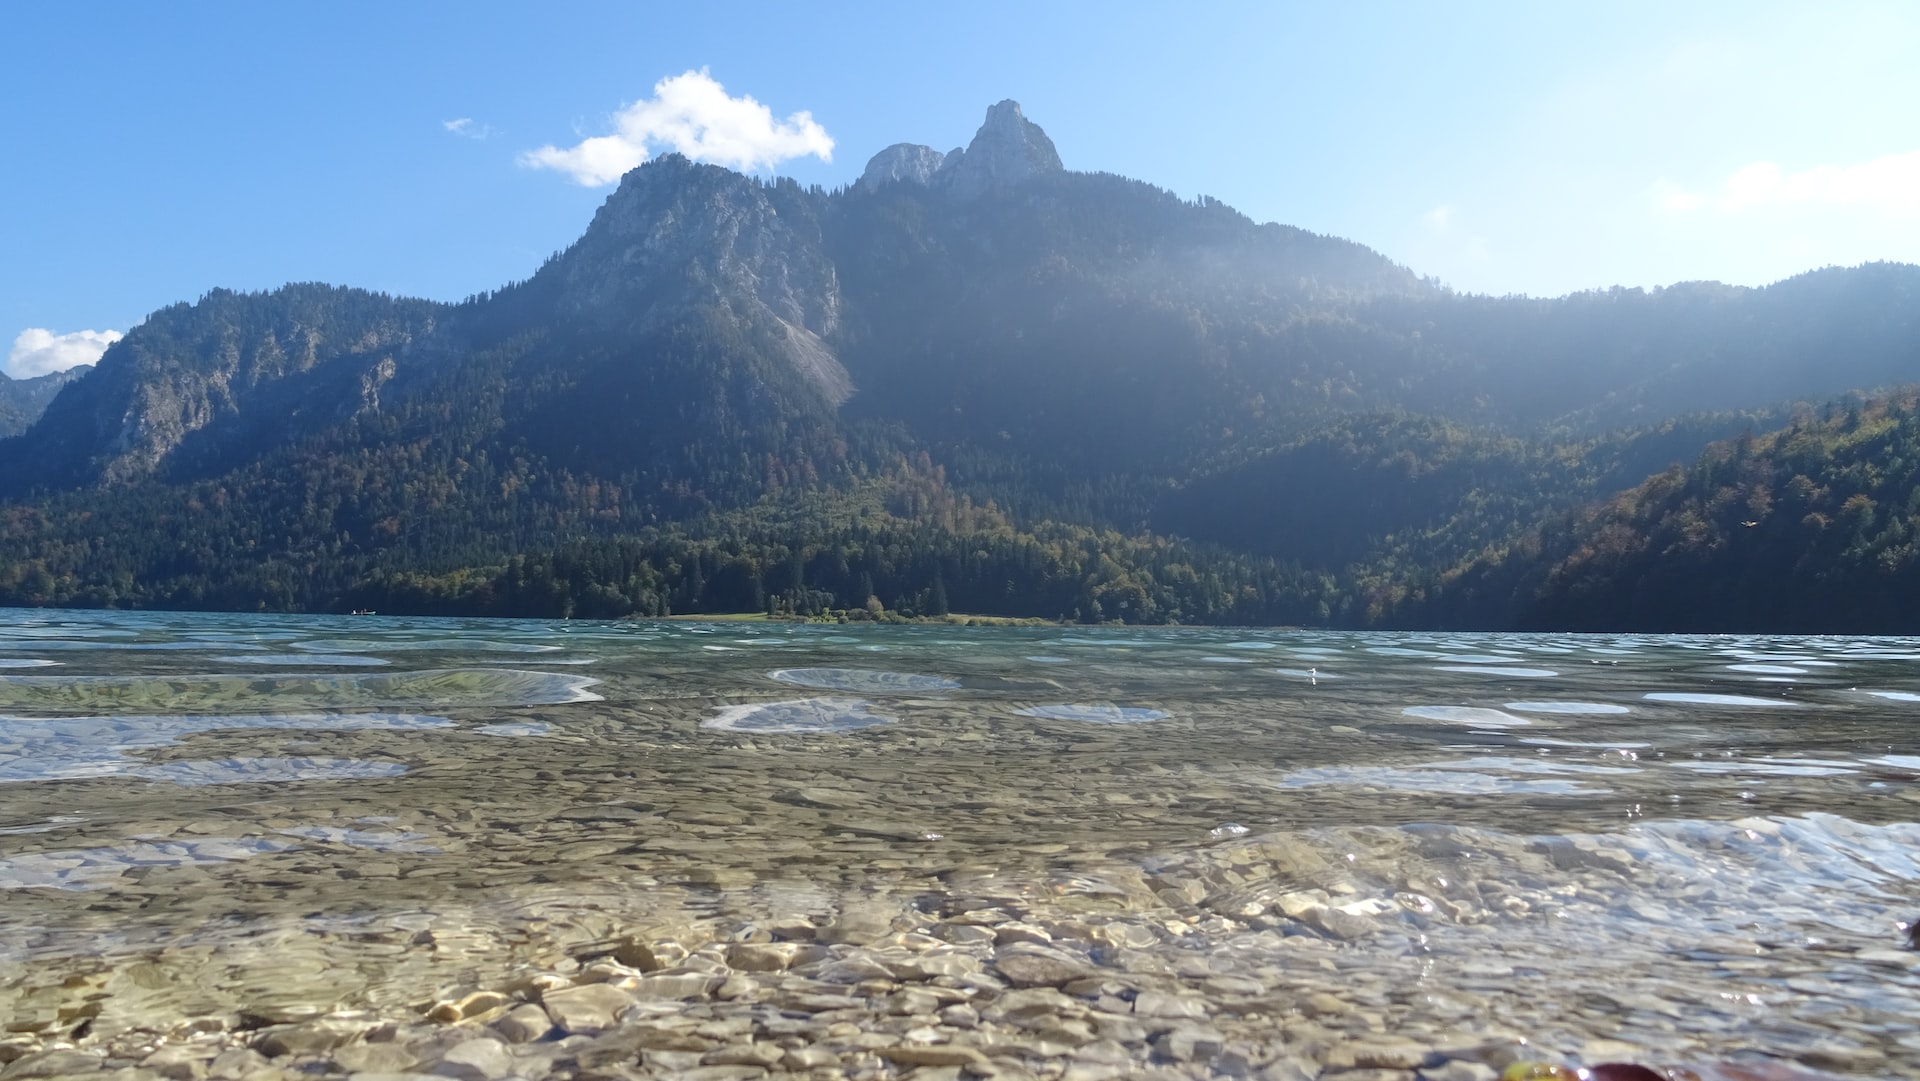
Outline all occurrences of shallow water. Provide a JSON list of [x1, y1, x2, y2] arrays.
[[4, 610, 1920, 1072]]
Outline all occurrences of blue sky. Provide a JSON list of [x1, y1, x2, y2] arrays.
[[4, 1, 1916, 376]]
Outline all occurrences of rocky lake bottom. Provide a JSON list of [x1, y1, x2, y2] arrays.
[[3, 612, 1920, 1080]]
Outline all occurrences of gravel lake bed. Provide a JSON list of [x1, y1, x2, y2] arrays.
[[4, 612, 1920, 1080]]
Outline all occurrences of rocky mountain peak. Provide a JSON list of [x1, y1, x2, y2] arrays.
[[857, 144, 947, 191], [853, 101, 1065, 199], [541, 153, 854, 407], [942, 99, 1064, 199]]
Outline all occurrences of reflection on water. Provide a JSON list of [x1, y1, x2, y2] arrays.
[[0, 837, 295, 890], [1433, 664, 1558, 677], [1645, 691, 1800, 707], [0, 668, 601, 712], [212, 653, 393, 666], [0, 712, 451, 783], [701, 697, 895, 733], [1402, 704, 1533, 727], [3, 611, 1920, 1069], [1277, 763, 1617, 795], [766, 667, 960, 692]]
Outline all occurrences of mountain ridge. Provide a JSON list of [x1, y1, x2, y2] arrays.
[[2, 100, 1916, 627], [0, 366, 90, 439]]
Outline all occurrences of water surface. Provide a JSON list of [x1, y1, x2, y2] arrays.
[[3, 610, 1919, 1071]]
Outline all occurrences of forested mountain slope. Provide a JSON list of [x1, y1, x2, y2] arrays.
[[0, 100, 1916, 627], [1412, 391, 1920, 632]]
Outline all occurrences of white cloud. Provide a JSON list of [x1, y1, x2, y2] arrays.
[[443, 117, 496, 141], [1660, 150, 1920, 216], [519, 69, 833, 186], [1424, 204, 1456, 231], [5, 328, 121, 379]]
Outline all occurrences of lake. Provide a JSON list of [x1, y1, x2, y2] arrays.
[[3, 609, 1918, 1079]]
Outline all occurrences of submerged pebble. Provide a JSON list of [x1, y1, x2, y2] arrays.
[[2, 616, 1918, 1076]]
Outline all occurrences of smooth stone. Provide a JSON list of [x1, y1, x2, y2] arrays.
[[206, 1049, 270, 1080], [428, 992, 509, 1025], [1153, 1025, 1226, 1063], [632, 973, 721, 1000], [877, 1045, 992, 1068], [783, 1048, 840, 1068], [255, 1022, 365, 1057], [699, 1045, 783, 1067], [330, 1045, 421, 1075], [2, 1049, 104, 1078], [1324, 1038, 1428, 1070], [1304, 993, 1354, 1016], [671, 1067, 768, 1081], [628, 1029, 714, 1053], [612, 940, 662, 972], [940, 925, 999, 946], [541, 984, 636, 1035], [490, 1005, 552, 1045], [888, 989, 943, 1016], [427, 1039, 513, 1081], [818, 905, 896, 946], [1087, 1011, 1148, 1043], [140, 1046, 215, 1081], [888, 954, 982, 981], [714, 976, 757, 1000], [723, 943, 794, 972], [938, 1004, 980, 1029], [638, 1050, 704, 1073], [993, 950, 1096, 988], [1291, 902, 1381, 940], [995, 923, 1053, 947], [1070, 1040, 1134, 1066], [1132, 992, 1210, 1020], [1201, 975, 1266, 996]]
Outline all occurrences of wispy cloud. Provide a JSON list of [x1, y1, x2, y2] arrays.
[[1423, 204, 1456, 231], [519, 69, 833, 186], [443, 117, 497, 141], [5, 328, 121, 379], [1660, 150, 1920, 216]]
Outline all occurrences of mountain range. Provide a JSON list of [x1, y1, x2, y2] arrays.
[[2, 101, 1916, 629], [0, 366, 88, 440]]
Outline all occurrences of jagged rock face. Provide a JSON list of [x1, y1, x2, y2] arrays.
[[857, 144, 947, 191], [854, 101, 1065, 200], [941, 100, 1064, 199], [4, 286, 439, 487], [542, 155, 852, 405]]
